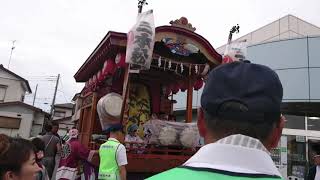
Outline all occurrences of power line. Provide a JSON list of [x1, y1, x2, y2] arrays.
[[28, 79, 57, 82], [57, 89, 68, 102], [25, 75, 57, 77], [58, 76, 71, 102], [7, 40, 16, 69]]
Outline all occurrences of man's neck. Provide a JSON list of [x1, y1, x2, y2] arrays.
[[109, 134, 118, 140], [204, 133, 218, 144]]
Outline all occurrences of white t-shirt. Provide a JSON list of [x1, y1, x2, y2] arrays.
[[315, 166, 320, 180], [109, 138, 128, 166]]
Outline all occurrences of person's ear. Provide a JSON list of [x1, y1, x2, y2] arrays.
[[4, 171, 16, 180], [197, 108, 207, 138], [268, 115, 285, 150]]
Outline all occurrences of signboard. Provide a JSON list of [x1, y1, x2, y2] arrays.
[[126, 10, 155, 70]]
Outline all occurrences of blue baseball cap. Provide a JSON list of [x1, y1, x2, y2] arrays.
[[102, 123, 124, 134], [201, 62, 283, 122]]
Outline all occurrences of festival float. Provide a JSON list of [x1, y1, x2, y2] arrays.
[[73, 7, 225, 177]]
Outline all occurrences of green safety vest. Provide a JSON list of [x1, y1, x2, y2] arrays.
[[99, 139, 121, 180], [147, 166, 284, 180]]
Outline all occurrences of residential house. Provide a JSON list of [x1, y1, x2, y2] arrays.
[[71, 93, 81, 125], [52, 103, 75, 136], [0, 64, 48, 138]]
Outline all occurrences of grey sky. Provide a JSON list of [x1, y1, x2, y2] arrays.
[[0, 0, 319, 111]]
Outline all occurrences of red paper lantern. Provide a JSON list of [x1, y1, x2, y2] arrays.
[[106, 60, 116, 75], [87, 77, 93, 90], [102, 61, 109, 78], [180, 81, 188, 92], [88, 77, 93, 86], [165, 85, 172, 96], [102, 59, 117, 78], [97, 70, 103, 83], [194, 78, 204, 91], [92, 75, 98, 90], [92, 74, 97, 84], [115, 53, 126, 68], [172, 84, 180, 94]]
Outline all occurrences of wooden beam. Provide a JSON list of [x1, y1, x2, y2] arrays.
[[120, 66, 130, 124], [89, 92, 98, 137], [186, 77, 193, 123]]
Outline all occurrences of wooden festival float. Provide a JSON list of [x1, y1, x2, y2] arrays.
[[73, 17, 222, 175]]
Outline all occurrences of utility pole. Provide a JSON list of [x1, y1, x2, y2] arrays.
[[32, 84, 38, 106], [50, 74, 60, 118], [7, 40, 16, 69]]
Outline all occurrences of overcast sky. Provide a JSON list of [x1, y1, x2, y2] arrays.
[[0, 0, 319, 111]]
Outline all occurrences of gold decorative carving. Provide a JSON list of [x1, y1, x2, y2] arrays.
[[170, 17, 196, 32]]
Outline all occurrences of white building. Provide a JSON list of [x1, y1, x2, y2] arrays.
[[52, 103, 74, 120], [217, 14, 320, 54], [0, 64, 48, 138], [0, 64, 31, 102], [217, 15, 320, 179], [52, 103, 75, 136], [0, 102, 49, 138]]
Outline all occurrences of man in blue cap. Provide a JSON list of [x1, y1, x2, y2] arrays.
[[147, 62, 285, 180], [99, 123, 127, 180]]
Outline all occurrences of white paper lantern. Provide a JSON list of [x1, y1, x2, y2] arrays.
[[180, 127, 199, 148], [158, 126, 177, 146]]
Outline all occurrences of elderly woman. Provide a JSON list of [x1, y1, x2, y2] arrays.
[[0, 134, 41, 180], [125, 124, 143, 143], [56, 129, 97, 180], [125, 124, 145, 154]]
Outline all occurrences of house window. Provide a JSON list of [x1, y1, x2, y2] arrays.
[[21, 95, 25, 102], [0, 116, 21, 129], [0, 85, 7, 102], [54, 111, 66, 118]]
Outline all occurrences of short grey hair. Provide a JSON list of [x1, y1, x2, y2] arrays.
[[202, 101, 279, 142]]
